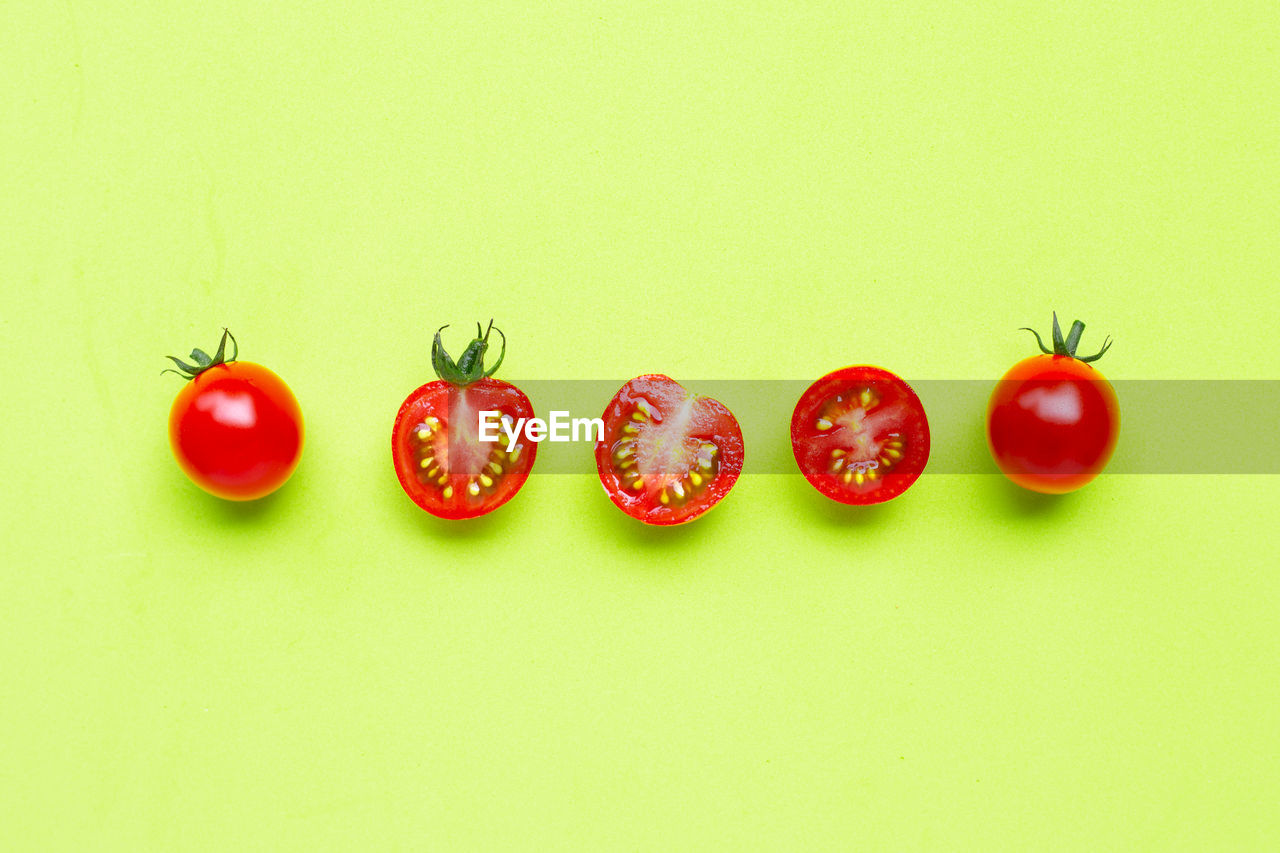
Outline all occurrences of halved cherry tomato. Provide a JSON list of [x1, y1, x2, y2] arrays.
[[392, 322, 537, 519], [987, 314, 1119, 494], [595, 375, 744, 525], [791, 366, 930, 504], [165, 329, 304, 501]]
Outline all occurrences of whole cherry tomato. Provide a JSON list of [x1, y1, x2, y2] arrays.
[[392, 321, 537, 520], [166, 329, 304, 501], [986, 314, 1120, 494]]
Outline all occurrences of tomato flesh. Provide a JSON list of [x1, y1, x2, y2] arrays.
[[392, 377, 537, 519], [791, 366, 930, 504], [595, 375, 744, 525], [986, 355, 1119, 494], [168, 361, 304, 501]]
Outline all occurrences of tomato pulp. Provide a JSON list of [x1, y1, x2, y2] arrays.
[[791, 366, 930, 504], [595, 375, 744, 525]]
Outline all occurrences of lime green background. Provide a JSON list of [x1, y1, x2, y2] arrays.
[[3, 1, 1278, 848]]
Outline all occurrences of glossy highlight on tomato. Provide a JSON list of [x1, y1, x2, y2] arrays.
[[987, 314, 1119, 494], [595, 375, 744, 525], [166, 330, 304, 501], [791, 366, 930, 504], [392, 322, 537, 520]]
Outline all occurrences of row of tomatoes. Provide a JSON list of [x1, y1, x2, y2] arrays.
[[166, 316, 1120, 525]]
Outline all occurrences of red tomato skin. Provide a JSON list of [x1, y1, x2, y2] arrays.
[[986, 354, 1120, 494], [594, 375, 744, 526], [391, 378, 538, 520], [790, 366, 931, 505], [168, 361, 304, 501]]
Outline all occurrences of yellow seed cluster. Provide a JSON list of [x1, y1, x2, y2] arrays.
[[412, 416, 519, 501], [610, 405, 721, 508], [809, 389, 908, 489], [828, 435, 906, 488], [814, 387, 880, 433]]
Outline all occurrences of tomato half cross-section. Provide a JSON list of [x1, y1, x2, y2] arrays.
[[595, 375, 744, 525], [165, 329, 304, 501], [986, 314, 1120, 494], [392, 321, 537, 520], [791, 366, 930, 504]]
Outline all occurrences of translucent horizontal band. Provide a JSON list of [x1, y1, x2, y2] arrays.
[[456, 380, 1280, 475]]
